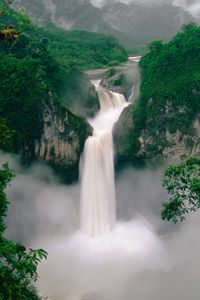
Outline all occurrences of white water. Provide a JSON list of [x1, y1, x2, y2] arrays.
[[128, 55, 142, 63], [38, 80, 168, 300], [80, 80, 128, 236]]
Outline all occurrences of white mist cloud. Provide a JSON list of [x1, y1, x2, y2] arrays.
[[173, 0, 200, 16], [0, 152, 80, 245], [2, 152, 200, 300]]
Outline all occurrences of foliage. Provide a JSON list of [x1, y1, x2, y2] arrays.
[[0, 1, 32, 35], [0, 118, 14, 151], [0, 163, 47, 299], [0, 5, 68, 156], [40, 25, 128, 70], [161, 157, 200, 223], [0, 163, 13, 235], [131, 23, 200, 156], [0, 4, 127, 156]]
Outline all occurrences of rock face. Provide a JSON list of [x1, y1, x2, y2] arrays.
[[113, 104, 200, 165], [35, 100, 92, 182], [138, 118, 200, 159], [100, 60, 140, 102], [113, 104, 137, 164], [159, 118, 200, 159], [100, 69, 133, 99], [114, 24, 200, 166]]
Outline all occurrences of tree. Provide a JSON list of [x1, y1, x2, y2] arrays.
[[161, 157, 200, 223], [0, 163, 47, 300], [0, 118, 14, 151], [148, 40, 163, 53]]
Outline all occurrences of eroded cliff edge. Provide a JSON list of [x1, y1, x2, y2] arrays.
[[34, 100, 93, 182]]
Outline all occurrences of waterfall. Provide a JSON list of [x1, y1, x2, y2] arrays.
[[80, 80, 128, 237], [39, 82, 168, 300]]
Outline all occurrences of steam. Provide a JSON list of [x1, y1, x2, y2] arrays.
[[2, 151, 200, 300]]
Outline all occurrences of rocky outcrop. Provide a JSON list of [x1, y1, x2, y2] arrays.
[[35, 100, 92, 182], [161, 118, 200, 159], [100, 69, 132, 99], [113, 104, 200, 165], [113, 104, 137, 163], [100, 60, 140, 102]]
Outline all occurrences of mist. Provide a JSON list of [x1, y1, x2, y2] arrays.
[[91, 0, 170, 6], [1, 151, 200, 300], [90, 0, 200, 17], [173, 0, 200, 16]]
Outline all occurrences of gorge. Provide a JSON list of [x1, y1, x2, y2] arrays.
[[1, 3, 200, 300], [37, 78, 168, 300]]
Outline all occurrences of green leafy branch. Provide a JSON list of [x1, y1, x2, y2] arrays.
[[161, 157, 200, 223]]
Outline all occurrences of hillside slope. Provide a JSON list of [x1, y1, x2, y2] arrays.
[[13, 0, 195, 52], [114, 24, 200, 165]]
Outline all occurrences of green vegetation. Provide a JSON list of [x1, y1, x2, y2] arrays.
[[161, 157, 200, 223], [0, 2, 127, 156], [40, 25, 128, 70], [132, 23, 200, 156], [0, 119, 14, 152], [0, 3, 68, 156], [114, 24, 200, 166], [0, 163, 47, 299]]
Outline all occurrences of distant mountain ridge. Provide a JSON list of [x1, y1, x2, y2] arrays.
[[13, 0, 196, 51]]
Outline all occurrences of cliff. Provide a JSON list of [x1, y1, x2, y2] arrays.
[[0, 7, 102, 182], [35, 100, 92, 182], [113, 24, 200, 166], [113, 104, 200, 165]]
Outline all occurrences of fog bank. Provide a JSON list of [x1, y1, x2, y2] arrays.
[[1, 152, 200, 300]]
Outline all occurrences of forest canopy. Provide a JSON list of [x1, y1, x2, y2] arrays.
[[124, 23, 200, 159], [0, 2, 127, 156]]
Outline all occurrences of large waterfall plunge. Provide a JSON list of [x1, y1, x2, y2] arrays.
[[80, 81, 128, 237], [38, 80, 168, 300]]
